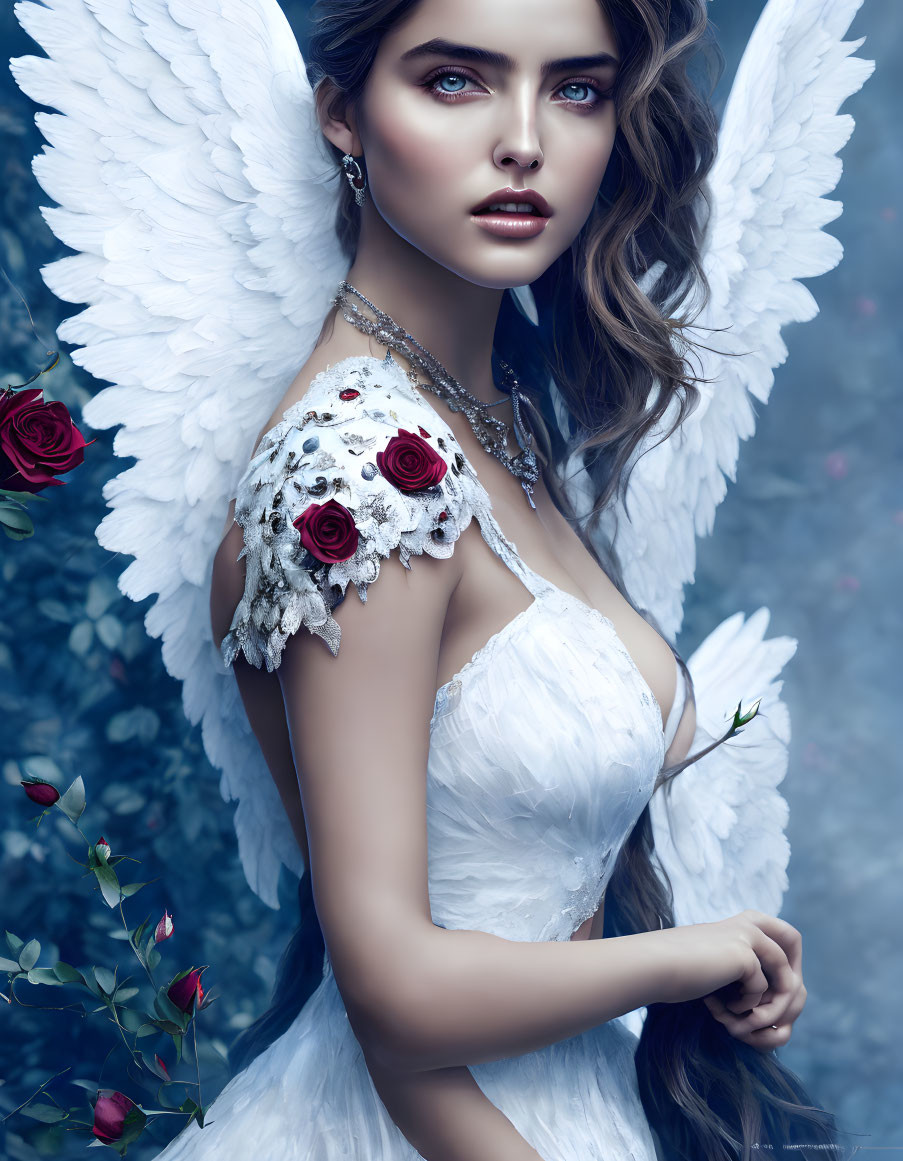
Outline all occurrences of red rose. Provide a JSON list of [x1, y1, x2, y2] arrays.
[[376, 428, 447, 492], [0, 387, 94, 494], [92, 1090, 145, 1145], [167, 966, 206, 1013], [21, 780, 60, 806], [293, 499, 359, 563]]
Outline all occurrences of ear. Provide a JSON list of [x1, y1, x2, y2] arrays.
[[315, 79, 363, 157]]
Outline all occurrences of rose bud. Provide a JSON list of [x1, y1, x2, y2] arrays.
[[95, 836, 111, 861], [92, 1089, 144, 1145], [154, 910, 174, 943], [167, 967, 205, 1014], [154, 1054, 171, 1082], [21, 780, 60, 807]]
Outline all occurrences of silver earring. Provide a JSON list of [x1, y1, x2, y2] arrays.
[[341, 153, 366, 207]]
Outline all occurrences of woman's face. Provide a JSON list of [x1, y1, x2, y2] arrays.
[[352, 0, 620, 290]]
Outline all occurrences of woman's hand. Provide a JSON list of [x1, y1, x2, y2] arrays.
[[700, 910, 807, 1054]]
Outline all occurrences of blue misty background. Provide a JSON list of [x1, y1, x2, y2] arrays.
[[0, 0, 898, 1157]]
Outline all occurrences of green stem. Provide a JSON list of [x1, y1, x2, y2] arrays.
[[0, 1067, 71, 1124], [108, 1002, 146, 1074], [192, 1013, 202, 1114], [117, 897, 156, 989]]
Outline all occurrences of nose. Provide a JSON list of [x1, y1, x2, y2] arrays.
[[492, 86, 544, 173]]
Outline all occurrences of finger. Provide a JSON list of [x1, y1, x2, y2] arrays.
[[746, 930, 799, 1013], [703, 991, 761, 1026], [745, 912, 803, 977], [731, 975, 805, 1032], [743, 1022, 794, 1053], [725, 982, 808, 1048]]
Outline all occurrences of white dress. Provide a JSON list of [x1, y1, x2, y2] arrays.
[[7, 0, 871, 1153], [153, 354, 689, 1161]]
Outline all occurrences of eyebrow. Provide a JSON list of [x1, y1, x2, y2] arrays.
[[399, 38, 620, 75]]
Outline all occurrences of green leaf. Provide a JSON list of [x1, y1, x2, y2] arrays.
[[147, 946, 161, 972], [94, 862, 122, 909], [135, 1022, 158, 1039], [0, 505, 34, 533], [118, 1007, 152, 1033], [79, 968, 103, 998], [94, 965, 116, 995], [154, 988, 186, 1027], [1, 523, 34, 540], [69, 1077, 101, 1092], [120, 882, 148, 899], [172, 1032, 183, 1065], [139, 1052, 170, 1082], [112, 986, 139, 1004], [36, 598, 73, 624], [0, 487, 49, 503], [6, 931, 24, 957], [130, 918, 150, 951], [53, 961, 85, 985], [18, 938, 41, 971], [27, 967, 65, 986], [19, 1102, 69, 1123], [69, 620, 94, 656], [0, 955, 21, 972], [115, 1106, 148, 1152], [56, 775, 87, 826], [157, 1019, 184, 1037]]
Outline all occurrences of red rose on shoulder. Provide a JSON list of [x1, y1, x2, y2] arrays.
[[376, 428, 447, 492], [0, 387, 94, 494], [293, 499, 359, 563]]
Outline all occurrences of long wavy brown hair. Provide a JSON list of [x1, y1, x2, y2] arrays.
[[232, 3, 847, 1159]]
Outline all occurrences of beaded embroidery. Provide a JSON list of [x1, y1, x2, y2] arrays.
[[221, 355, 508, 671]]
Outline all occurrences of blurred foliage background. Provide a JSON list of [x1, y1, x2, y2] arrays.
[[0, 0, 899, 1158]]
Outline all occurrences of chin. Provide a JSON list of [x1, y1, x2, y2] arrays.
[[431, 247, 558, 293]]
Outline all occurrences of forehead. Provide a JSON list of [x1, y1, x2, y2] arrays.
[[382, 0, 618, 64]]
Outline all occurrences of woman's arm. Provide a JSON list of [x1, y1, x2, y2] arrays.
[[362, 1051, 545, 1161], [277, 523, 738, 1075]]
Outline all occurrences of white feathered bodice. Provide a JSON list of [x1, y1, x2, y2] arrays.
[[427, 579, 666, 943]]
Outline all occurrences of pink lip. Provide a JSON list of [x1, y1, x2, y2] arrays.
[[471, 214, 550, 239], [470, 187, 552, 216]]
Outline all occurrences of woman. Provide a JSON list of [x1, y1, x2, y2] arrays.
[[10, 0, 872, 1156]]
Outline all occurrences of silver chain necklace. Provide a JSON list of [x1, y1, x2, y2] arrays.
[[333, 280, 541, 510]]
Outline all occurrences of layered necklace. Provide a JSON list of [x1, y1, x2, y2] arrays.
[[333, 280, 541, 510]]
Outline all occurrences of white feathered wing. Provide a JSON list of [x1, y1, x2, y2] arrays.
[[10, 0, 349, 907]]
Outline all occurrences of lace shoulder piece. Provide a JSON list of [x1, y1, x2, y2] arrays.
[[222, 355, 481, 671]]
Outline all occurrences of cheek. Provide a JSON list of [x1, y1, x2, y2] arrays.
[[366, 99, 472, 217], [551, 122, 616, 225]]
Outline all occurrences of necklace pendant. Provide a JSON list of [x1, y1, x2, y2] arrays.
[[522, 479, 537, 510]]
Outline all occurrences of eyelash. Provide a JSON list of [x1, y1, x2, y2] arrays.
[[421, 66, 612, 110]]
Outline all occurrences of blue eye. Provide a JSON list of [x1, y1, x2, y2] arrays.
[[561, 82, 593, 103], [437, 74, 468, 94]]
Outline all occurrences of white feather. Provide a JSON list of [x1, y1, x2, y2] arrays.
[[11, 0, 347, 907]]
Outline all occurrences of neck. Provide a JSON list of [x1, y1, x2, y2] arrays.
[[341, 205, 506, 405]]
